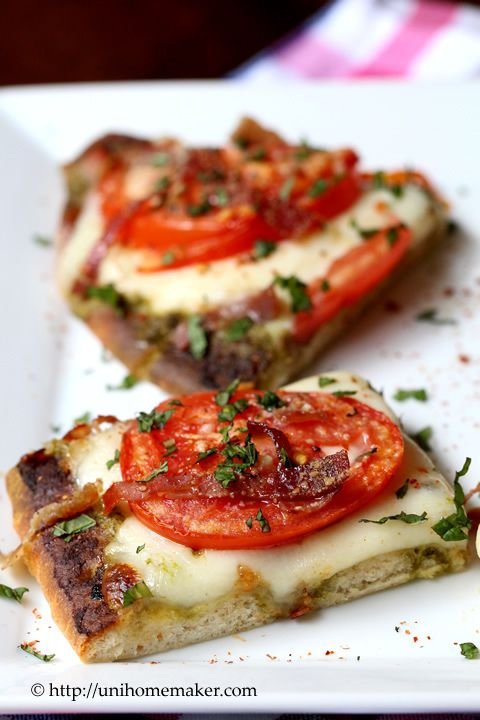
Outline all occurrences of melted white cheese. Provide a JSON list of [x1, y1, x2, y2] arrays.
[[61, 185, 440, 315], [68, 373, 461, 607]]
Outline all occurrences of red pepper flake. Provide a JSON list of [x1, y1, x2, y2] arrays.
[[266, 654, 277, 661], [405, 629, 411, 635], [413, 636, 419, 643], [459, 354, 471, 364], [325, 650, 335, 656], [443, 287, 455, 297], [427, 635, 431, 640]]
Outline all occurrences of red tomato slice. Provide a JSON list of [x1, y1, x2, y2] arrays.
[[103, 389, 404, 550], [294, 224, 411, 343], [117, 204, 279, 271]]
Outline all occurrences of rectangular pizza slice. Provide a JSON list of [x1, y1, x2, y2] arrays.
[[57, 118, 448, 393], [6, 373, 469, 662]]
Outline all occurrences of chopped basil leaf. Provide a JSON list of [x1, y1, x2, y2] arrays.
[[225, 317, 253, 341], [321, 279, 330, 291], [332, 390, 357, 397], [318, 376, 337, 388], [249, 147, 267, 162], [432, 457, 472, 541], [163, 438, 177, 456], [395, 480, 410, 499], [162, 250, 176, 265], [187, 314, 208, 360], [360, 511, 428, 525], [215, 378, 240, 407], [138, 461, 169, 483], [279, 177, 295, 201], [234, 136, 249, 150], [136, 544, 145, 554], [257, 390, 285, 411], [73, 411, 91, 425], [308, 179, 328, 198], [372, 172, 404, 198], [107, 374, 138, 391], [256, 508, 271, 533], [151, 152, 170, 167], [33, 234, 53, 247], [19, 643, 55, 662], [460, 642, 479, 660], [219, 423, 232, 443], [416, 308, 456, 325], [0, 584, 29, 603], [253, 239, 276, 260], [196, 448, 218, 463], [350, 219, 379, 239], [52, 514, 96, 542], [245, 516, 253, 529], [187, 199, 210, 216], [123, 581, 153, 607], [154, 176, 170, 192], [215, 436, 258, 487], [213, 187, 229, 206], [215, 464, 236, 487], [275, 275, 311, 313], [106, 448, 120, 470], [394, 388, 428, 402], [412, 426, 433, 452], [218, 399, 248, 422], [387, 226, 399, 246], [86, 283, 123, 314], [279, 447, 290, 466], [137, 408, 174, 433], [197, 168, 225, 183], [169, 398, 183, 406]]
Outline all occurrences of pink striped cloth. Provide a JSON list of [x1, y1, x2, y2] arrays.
[[233, 0, 480, 80]]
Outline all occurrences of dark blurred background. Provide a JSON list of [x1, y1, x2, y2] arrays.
[[1, 0, 479, 86]]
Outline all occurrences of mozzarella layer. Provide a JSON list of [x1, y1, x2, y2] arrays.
[[61, 185, 440, 315], [67, 373, 461, 608]]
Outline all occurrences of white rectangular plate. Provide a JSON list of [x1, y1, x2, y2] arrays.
[[0, 81, 479, 714]]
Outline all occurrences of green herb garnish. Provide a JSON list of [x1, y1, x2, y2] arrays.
[[256, 508, 271, 533], [257, 391, 284, 411], [350, 219, 379, 239], [0, 584, 29, 603], [253, 239, 276, 260], [395, 479, 410, 499], [394, 388, 428, 402], [214, 188, 229, 206], [332, 390, 357, 397], [19, 644, 55, 662], [308, 179, 328, 198], [187, 314, 208, 360], [73, 411, 91, 425], [123, 581, 153, 607], [275, 275, 311, 313], [321, 279, 330, 291], [432, 458, 472, 542], [225, 317, 253, 341], [187, 199, 211, 217], [218, 399, 248, 422], [154, 176, 170, 192], [359, 511, 428, 525], [318, 376, 337, 388], [138, 461, 169, 483], [416, 308, 456, 325], [162, 250, 176, 265], [86, 283, 123, 314], [279, 177, 295, 201], [460, 642, 479, 660], [151, 152, 170, 167], [215, 436, 258, 488], [249, 147, 267, 162], [106, 449, 120, 470], [107, 374, 138, 391], [136, 544, 145, 554], [215, 379, 240, 407], [52, 514, 96, 542], [412, 426, 433, 452], [33, 234, 53, 247], [137, 408, 174, 433], [163, 438, 177, 456], [196, 448, 218, 463]]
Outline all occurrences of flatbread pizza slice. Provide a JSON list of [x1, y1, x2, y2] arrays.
[[58, 119, 448, 393], [6, 373, 468, 662]]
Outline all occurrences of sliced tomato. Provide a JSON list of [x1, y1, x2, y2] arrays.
[[117, 204, 279, 270], [294, 224, 412, 343], [103, 389, 404, 550]]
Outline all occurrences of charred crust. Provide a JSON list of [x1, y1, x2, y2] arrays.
[[18, 450, 74, 513], [37, 522, 118, 637]]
